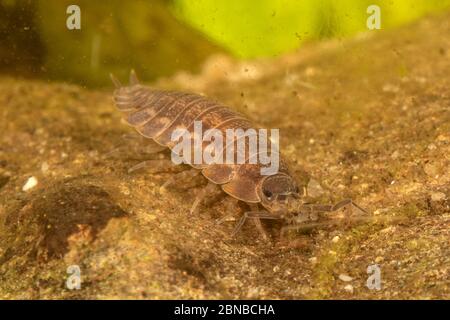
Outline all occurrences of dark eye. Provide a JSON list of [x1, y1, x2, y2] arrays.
[[294, 186, 300, 194], [263, 189, 273, 200]]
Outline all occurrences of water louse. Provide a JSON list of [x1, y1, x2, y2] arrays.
[[110, 70, 368, 239]]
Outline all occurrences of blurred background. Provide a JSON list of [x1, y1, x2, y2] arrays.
[[1, 0, 450, 87]]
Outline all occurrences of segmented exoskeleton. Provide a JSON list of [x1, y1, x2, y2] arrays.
[[111, 71, 368, 239]]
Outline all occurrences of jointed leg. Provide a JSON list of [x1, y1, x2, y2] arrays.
[[215, 201, 274, 241], [232, 209, 281, 238], [328, 198, 367, 215], [215, 198, 240, 225], [249, 204, 270, 241], [105, 134, 166, 158], [189, 182, 219, 215], [128, 159, 175, 173], [300, 199, 368, 216], [161, 168, 200, 190], [281, 199, 369, 235]]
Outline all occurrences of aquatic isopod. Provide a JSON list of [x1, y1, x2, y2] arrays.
[[111, 71, 368, 240]]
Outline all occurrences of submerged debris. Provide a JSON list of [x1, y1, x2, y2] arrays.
[[22, 176, 38, 191]]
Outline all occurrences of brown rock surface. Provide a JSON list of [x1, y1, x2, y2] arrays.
[[0, 12, 449, 299]]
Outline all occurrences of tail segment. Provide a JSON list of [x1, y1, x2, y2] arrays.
[[129, 69, 139, 85], [110, 73, 122, 88]]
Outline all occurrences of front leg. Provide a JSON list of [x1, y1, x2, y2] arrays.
[[232, 206, 281, 239], [250, 204, 271, 242]]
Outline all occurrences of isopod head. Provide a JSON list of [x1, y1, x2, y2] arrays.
[[258, 174, 300, 216]]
